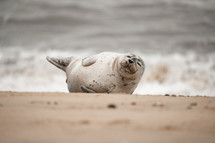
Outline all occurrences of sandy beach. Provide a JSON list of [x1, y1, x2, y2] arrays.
[[0, 92, 214, 143], [1, 1, 215, 142]]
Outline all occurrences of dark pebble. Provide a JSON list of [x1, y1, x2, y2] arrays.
[[190, 102, 197, 106], [165, 94, 170, 96], [171, 94, 177, 97], [108, 104, 117, 109], [131, 102, 136, 105]]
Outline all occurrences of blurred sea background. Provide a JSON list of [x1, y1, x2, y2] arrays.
[[0, 0, 215, 96]]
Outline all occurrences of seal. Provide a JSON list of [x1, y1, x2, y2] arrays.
[[46, 52, 145, 94]]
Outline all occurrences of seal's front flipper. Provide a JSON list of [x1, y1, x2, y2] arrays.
[[46, 56, 73, 72], [82, 55, 97, 67], [80, 85, 96, 93], [107, 84, 116, 93]]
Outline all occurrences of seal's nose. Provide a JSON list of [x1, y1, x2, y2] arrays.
[[129, 59, 134, 64]]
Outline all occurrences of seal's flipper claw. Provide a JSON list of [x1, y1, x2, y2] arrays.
[[130, 90, 135, 94], [107, 84, 116, 93], [80, 85, 96, 93], [82, 55, 97, 67], [46, 56, 73, 72]]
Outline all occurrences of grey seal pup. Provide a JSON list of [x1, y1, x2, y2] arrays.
[[46, 52, 145, 94]]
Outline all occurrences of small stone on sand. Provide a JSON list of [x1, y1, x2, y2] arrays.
[[152, 102, 164, 107], [187, 106, 192, 109], [131, 102, 136, 105], [108, 104, 117, 109], [80, 120, 90, 125], [190, 102, 197, 106]]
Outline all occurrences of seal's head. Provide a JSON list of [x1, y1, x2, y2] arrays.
[[117, 53, 145, 79]]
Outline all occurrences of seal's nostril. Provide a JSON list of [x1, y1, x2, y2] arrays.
[[129, 59, 134, 64]]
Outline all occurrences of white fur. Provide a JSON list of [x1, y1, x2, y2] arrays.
[[47, 52, 145, 94]]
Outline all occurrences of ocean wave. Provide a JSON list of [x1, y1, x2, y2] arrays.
[[0, 48, 214, 96]]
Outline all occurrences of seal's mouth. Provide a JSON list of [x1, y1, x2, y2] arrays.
[[121, 58, 138, 74], [128, 58, 138, 74]]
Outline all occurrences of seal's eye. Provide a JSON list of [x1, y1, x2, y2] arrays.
[[127, 56, 131, 58], [137, 62, 141, 66]]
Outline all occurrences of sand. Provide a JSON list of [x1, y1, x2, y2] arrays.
[[0, 92, 215, 143]]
